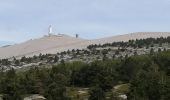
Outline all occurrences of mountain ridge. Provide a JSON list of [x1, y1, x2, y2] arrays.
[[0, 32, 170, 59]]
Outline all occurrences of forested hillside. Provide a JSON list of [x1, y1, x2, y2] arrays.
[[0, 37, 170, 100], [0, 50, 170, 100]]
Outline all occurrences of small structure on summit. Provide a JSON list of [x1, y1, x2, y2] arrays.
[[76, 34, 79, 38], [45, 25, 79, 38], [46, 25, 61, 37], [46, 25, 64, 37]]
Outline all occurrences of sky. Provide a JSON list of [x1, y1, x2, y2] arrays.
[[0, 0, 170, 43]]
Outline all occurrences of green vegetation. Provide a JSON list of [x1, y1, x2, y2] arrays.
[[0, 50, 169, 99], [66, 87, 89, 100], [0, 37, 169, 99], [114, 84, 130, 94], [88, 36, 170, 49]]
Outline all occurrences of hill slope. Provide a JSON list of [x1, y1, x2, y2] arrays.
[[0, 32, 170, 59], [0, 34, 88, 59], [91, 32, 170, 44]]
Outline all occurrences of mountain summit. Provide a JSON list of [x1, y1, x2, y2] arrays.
[[0, 32, 170, 59], [0, 34, 87, 59]]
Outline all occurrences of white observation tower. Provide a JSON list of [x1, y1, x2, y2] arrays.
[[48, 25, 53, 35]]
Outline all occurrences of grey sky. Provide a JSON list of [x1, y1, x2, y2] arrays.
[[0, 0, 170, 43]]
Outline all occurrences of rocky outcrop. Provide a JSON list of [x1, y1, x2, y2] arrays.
[[23, 94, 46, 100]]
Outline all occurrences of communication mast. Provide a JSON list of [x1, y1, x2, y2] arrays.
[[48, 25, 53, 35]]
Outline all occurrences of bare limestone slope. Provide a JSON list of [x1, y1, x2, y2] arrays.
[[91, 32, 170, 45], [0, 32, 170, 59], [0, 34, 88, 59]]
